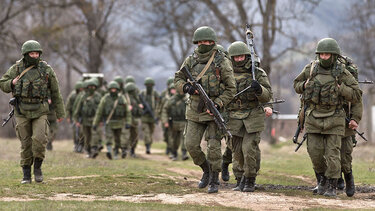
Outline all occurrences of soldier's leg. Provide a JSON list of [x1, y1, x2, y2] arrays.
[[142, 122, 151, 153], [82, 126, 92, 157], [72, 124, 78, 152], [130, 122, 139, 157], [31, 115, 48, 183], [169, 126, 178, 160], [15, 116, 33, 184], [221, 145, 232, 182], [46, 121, 57, 151], [323, 134, 341, 197], [242, 132, 261, 192], [341, 135, 355, 196], [307, 133, 327, 195], [114, 128, 124, 159], [206, 121, 222, 193], [77, 126, 84, 153], [105, 127, 114, 160], [163, 125, 170, 155], [231, 136, 245, 191]]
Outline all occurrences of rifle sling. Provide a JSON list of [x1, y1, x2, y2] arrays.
[[18, 65, 35, 80], [195, 50, 216, 82], [106, 97, 119, 124]]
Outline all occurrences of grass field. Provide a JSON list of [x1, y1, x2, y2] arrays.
[[0, 137, 374, 210]]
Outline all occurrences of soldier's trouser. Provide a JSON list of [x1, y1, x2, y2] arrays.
[[129, 123, 139, 149], [341, 136, 353, 174], [169, 121, 185, 153], [232, 132, 261, 178], [47, 120, 57, 146], [92, 125, 103, 146], [105, 127, 122, 148], [82, 126, 98, 150], [163, 125, 169, 145], [222, 145, 232, 165], [15, 115, 48, 167], [307, 133, 341, 179], [185, 120, 222, 172], [120, 127, 130, 148], [72, 123, 77, 144], [142, 122, 155, 145]]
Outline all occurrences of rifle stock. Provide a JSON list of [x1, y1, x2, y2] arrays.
[[139, 94, 158, 124]]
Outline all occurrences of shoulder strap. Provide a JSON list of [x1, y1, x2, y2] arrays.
[[18, 65, 35, 80], [106, 97, 119, 124], [305, 60, 317, 84], [196, 50, 216, 81]]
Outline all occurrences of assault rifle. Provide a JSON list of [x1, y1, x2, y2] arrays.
[[180, 66, 232, 138], [260, 99, 285, 115], [345, 117, 368, 142], [293, 103, 308, 151], [246, 24, 257, 81], [295, 133, 307, 152], [358, 80, 374, 84], [138, 94, 159, 124], [2, 98, 16, 127]]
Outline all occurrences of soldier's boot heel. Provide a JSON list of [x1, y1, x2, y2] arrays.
[[208, 171, 219, 193], [242, 177, 256, 192], [21, 166, 32, 184], [221, 162, 230, 182], [106, 145, 113, 160], [232, 176, 243, 191], [130, 147, 136, 158], [312, 171, 321, 194], [323, 179, 337, 197], [91, 146, 99, 159], [145, 144, 151, 154], [34, 158, 43, 183], [337, 175, 345, 190], [344, 171, 355, 197], [198, 160, 210, 188], [316, 174, 327, 195], [121, 147, 127, 159], [181, 150, 189, 161], [171, 151, 178, 161]]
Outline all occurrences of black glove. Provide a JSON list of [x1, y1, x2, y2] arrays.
[[251, 80, 262, 95], [125, 124, 131, 129], [93, 125, 97, 131], [183, 83, 197, 95]]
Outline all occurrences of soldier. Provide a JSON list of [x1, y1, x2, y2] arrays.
[[91, 77, 105, 152], [157, 76, 175, 156], [161, 83, 189, 161], [226, 41, 273, 192], [73, 79, 102, 158], [140, 77, 160, 154], [124, 82, 143, 157], [293, 38, 362, 197], [66, 81, 84, 152], [174, 26, 236, 193], [93, 81, 131, 160], [0, 40, 65, 184]]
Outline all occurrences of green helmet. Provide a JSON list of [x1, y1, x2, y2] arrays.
[[21, 40, 43, 55], [315, 38, 341, 55], [113, 76, 124, 85], [144, 77, 155, 86], [228, 41, 250, 57], [169, 83, 175, 89], [108, 81, 120, 90], [74, 81, 83, 90], [167, 77, 174, 86], [192, 26, 217, 44], [92, 77, 100, 87], [125, 75, 135, 84], [84, 79, 97, 88], [125, 82, 136, 92]]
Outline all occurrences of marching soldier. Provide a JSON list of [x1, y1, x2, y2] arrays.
[[66, 81, 84, 152]]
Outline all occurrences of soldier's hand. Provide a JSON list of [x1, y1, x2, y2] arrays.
[[139, 104, 144, 109], [183, 83, 198, 95], [264, 107, 273, 117], [12, 76, 20, 85], [57, 118, 63, 123], [164, 122, 169, 128], [66, 118, 71, 123], [251, 80, 262, 95], [129, 105, 133, 111], [48, 99, 52, 104], [349, 120, 358, 130], [76, 122, 81, 127]]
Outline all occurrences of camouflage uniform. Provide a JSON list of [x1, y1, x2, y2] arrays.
[[293, 38, 362, 197], [140, 77, 160, 154], [93, 81, 131, 160], [226, 41, 273, 192], [0, 40, 65, 184], [174, 26, 236, 193], [66, 81, 84, 152]]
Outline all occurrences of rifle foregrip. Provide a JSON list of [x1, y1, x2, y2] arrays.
[[292, 126, 301, 144]]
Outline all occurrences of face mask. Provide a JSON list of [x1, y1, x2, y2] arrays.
[[197, 44, 215, 54], [88, 88, 95, 95], [146, 86, 153, 94], [24, 54, 40, 66], [319, 55, 336, 68], [110, 91, 118, 97]]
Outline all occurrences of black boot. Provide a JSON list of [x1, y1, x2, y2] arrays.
[[106, 145, 113, 160], [208, 171, 219, 193], [181, 150, 189, 161], [316, 174, 328, 195], [145, 144, 151, 154], [130, 147, 136, 158], [221, 162, 230, 182], [323, 178, 338, 197], [312, 171, 321, 194], [77, 143, 83, 153], [171, 151, 178, 161], [121, 147, 127, 159], [34, 158, 43, 183], [165, 147, 170, 155], [90, 146, 99, 159], [46, 142, 53, 151], [337, 174, 345, 190], [113, 147, 119, 159], [198, 160, 210, 188], [21, 166, 31, 184], [243, 177, 256, 192], [344, 171, 355, 197], [233, 175, 245, 191]]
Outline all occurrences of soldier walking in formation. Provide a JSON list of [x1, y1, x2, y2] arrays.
[[66, 81, 84, 152]]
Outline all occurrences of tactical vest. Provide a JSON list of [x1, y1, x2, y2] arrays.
[[303, 61, 344, 110], [13, 60, 49, 104], [81, 92, 101, 117], [128, 93, 142, 117], [188, 50, 225, 98], [169, 96, 186, 121], [140, 90, 158, 109], [103, 94, 127, 120]]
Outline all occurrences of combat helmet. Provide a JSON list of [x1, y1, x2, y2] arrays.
[[21, 40, 43, 55], [169, 83, 175, 89], [74, 81, 84, 90], [167, 77, 174, 86], [144, 77, 155, 86], [114, 76, 124, 86], [84, 79, 97, 88], [108, 81, 120, 90], [228, 41, 250, 57], [125, 82, 136, 92], [125, 76, 135, 84], [315, 38, 341, 55], [192, 26, 217, 44]]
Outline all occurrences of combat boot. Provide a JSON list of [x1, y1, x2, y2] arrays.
[[113, 147, 119, 159], [130, 147, 136, 158], [323, 178, 338, 197], [312, 171, 321, 194], [34, 158, 43, 183], [337, 175, 345, 190], [21, 166, 31, 184], [46, 142, 53, 151], [121, 147, 127, 159], [208, 171, 219, 193], [243, 177, 256, 192], [316, 174, 328, 195], [221, 162, 230, 182], [145, 144, 151, 154], [77, 143, 83, 153], [344, 171, 355, 197], [90, 146, 99, 159], [181, 150, 189, 161], [106, 145, 113, 160], [232, 176, 242, 191], [165, 147, 170, 155], [198, 160, 210, 188], [171, 151, 178, 161]]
